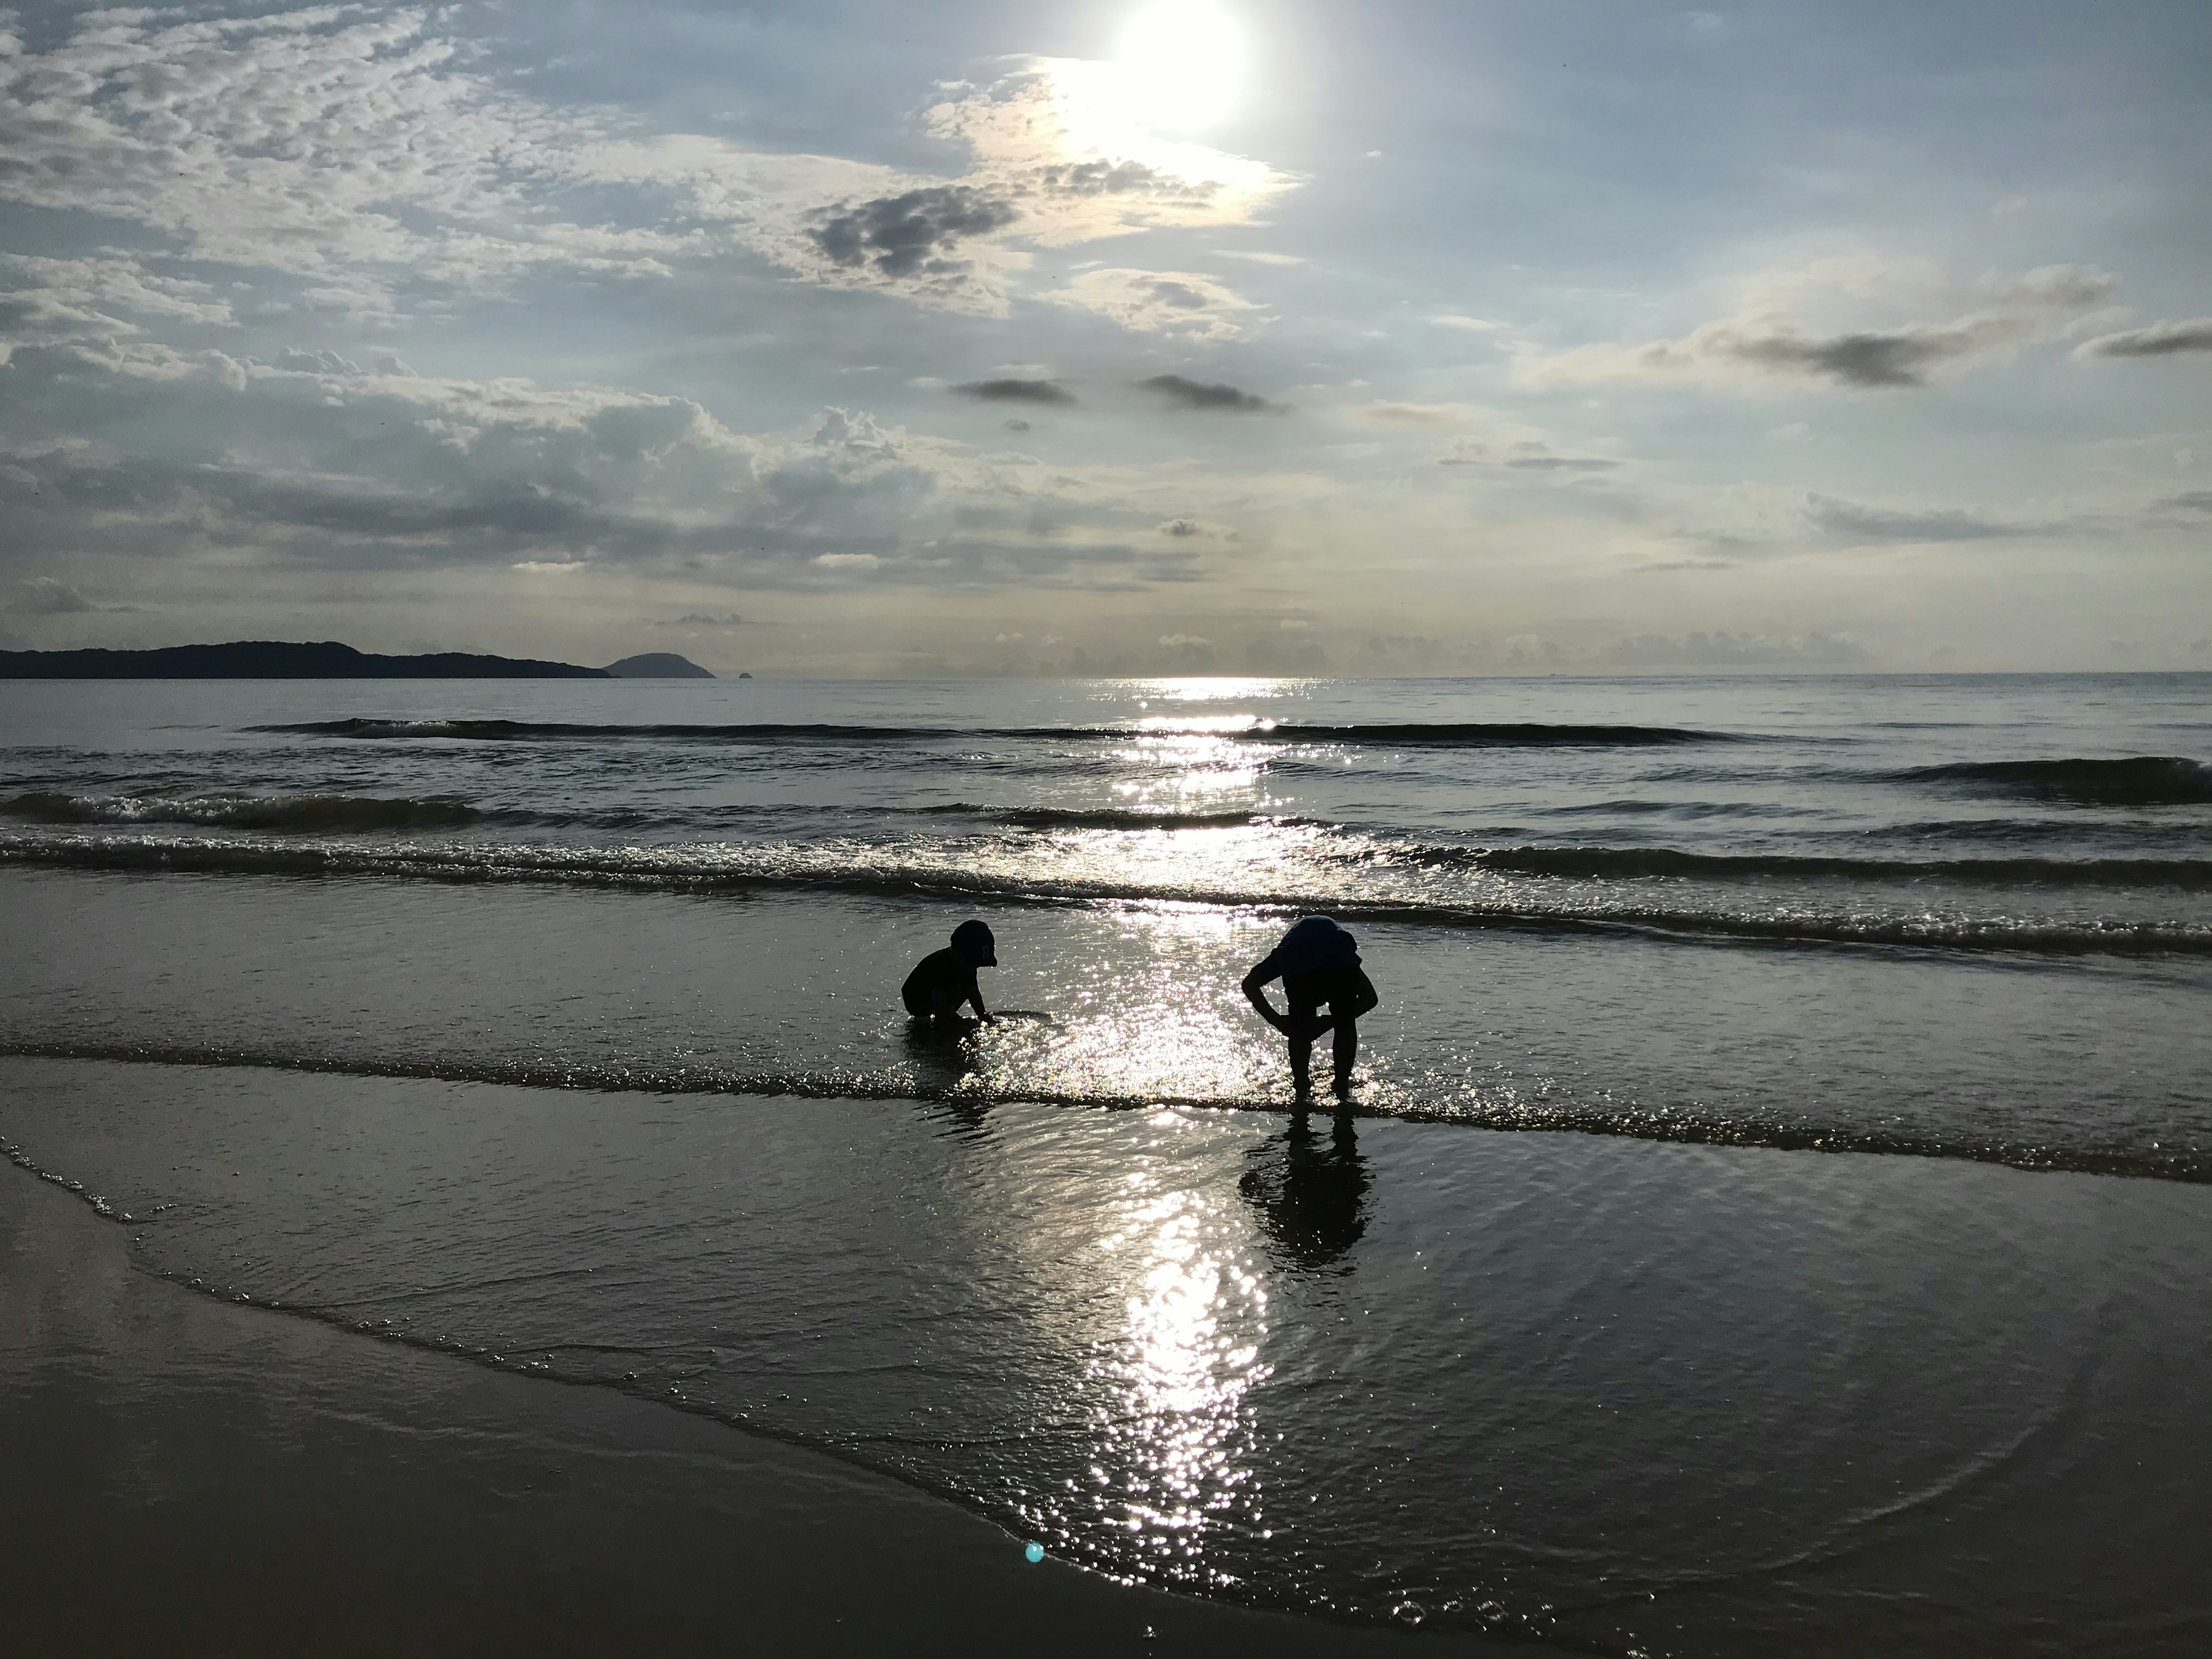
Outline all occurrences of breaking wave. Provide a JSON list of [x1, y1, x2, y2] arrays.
[[912, 803, 1282, 830], [1898, 756, 2212, 806], [1338, 841, 2212, 889], [6, 830, 2207, 957], [2, 788, 483, 832], [2, 1036, 2200, 1183]]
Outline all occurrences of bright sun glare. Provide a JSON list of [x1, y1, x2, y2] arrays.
[[1116, 2, 1244, 132]]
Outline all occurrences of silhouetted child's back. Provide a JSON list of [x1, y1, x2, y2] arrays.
[[902, 919, 997, 1021]]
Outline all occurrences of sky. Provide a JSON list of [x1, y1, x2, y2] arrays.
[[1, 0, 2208, 676]]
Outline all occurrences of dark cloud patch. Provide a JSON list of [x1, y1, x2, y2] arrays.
[[1506, 455, 1622, 472], [243, 479, 604, 542], [1153, 518, 1237, 541], [1143, 281, 1209, 311], [1805, 493, 2019, 543], [1137, 374, 1279, 414], [2156, 491, 2212, 513], [952, 378, 1075, 405], [2077, 319, 2212, 360], [1441, 442, 1620, 472], [1728, 329, 1976, 389], [1037, 160, 1211, 200], [809, 185, 1018, 281]]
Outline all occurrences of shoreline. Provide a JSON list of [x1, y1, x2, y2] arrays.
[[0, 1158, 1549, 1657]]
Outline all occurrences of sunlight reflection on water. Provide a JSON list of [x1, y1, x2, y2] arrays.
[[1078, 1113, 1270, 1586]]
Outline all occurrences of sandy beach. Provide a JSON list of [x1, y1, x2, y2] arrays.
[[6, 1041, 2209, 1657], [1, 1154, 1555, 1657]]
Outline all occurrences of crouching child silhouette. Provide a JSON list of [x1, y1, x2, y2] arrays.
[[902, 919, 998, 1022], [1242, 915, 1378, 1100]]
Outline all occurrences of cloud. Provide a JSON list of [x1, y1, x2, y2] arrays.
[[7, 577, 96, 615], [0, 14, 1297, 329], [1215, 251, 1305, 267], [1137, 374, 1281, 413], [1157, 633, 1211, 648], [2075, 319, 2212, 360], [952, 378, 1077, 405], [614, 61, 1297, 316], [1610, 630, 1874, 668], [1524, 262, 2118, 391], [1157, 518, 1237, 539], [0, 255, 235, 358], [1506, 454, 1622, 473], [1803, 493, 2021, 542], [0, 9, 696, 309], [1430, 314, 1503, 333], [808, 184, 1020, 281], [1047, 270, 1259, 339], [658, 612, 751, 627], [0, 344, 1212, 592], [1358, 402, 1463, 425], [2156, 491, 2212, 514], [925, 63, 1294, 244], [1439, 439, 1621, 471]]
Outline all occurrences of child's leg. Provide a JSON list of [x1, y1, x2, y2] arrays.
[[1331, 1016, 1359, 1093], [1286, 990, 1323, 1096]]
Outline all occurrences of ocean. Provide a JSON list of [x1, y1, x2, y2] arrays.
[[4, 672, 2209, 1654]]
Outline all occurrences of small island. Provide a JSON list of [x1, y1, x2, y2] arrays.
[[604, 653, 715, 679], [0, 641, 714, 679]]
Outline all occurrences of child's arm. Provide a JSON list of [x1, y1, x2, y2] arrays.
[[1241, 957, 1286, 1029], [967, 965, 992, 1021]]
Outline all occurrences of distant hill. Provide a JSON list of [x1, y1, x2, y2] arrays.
[[0, 641, 608, 679], [603, 653, 714, 679]]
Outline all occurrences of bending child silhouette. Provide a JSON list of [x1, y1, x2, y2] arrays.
[[902, 919, 998, 1022], [1242, 915, 1378, 1100]]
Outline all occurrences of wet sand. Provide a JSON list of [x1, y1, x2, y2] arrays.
[[0, 1158, 1550, 1658]]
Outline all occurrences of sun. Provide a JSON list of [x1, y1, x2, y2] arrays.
[[1116, 2, 1245, 133]]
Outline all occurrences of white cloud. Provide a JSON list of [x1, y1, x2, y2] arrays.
[[0, 9, 692, 306], [0, 13, 1298, 327], [1044, 268, 1259, 338], [0, 255, 236, 359], [2074, 317, 2212, 361], [0, 342, 1226, 592], [1521, 259, 2120, 391], [1357, 402, 1465, 425]]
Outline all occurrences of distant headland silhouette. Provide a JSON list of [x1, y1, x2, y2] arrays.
[[0, 642, 723, 679]]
